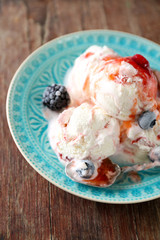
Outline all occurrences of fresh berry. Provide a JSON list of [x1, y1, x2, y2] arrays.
[[132, 54, 149, 69], [138, 111, 156, 130], [42, 84, 70, 111], [76, 160, 95, 179]]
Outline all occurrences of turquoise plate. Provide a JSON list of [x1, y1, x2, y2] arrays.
[[6, 30, 160, 203]]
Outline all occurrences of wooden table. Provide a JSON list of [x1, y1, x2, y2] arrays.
[[1, 0, 160, 239]]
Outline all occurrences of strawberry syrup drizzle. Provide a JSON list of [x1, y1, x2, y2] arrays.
[[82, 75, 90, 94], [101, 54, 157, 97], [82, 158, 120, 186], [120, 121, 132, 143], [102, 54, 157, 119], [102, 55, 119, 62], [84, 52, 94, 58], [105, 55, 152, 84], [58, 153, 72, 162], [154, 70, 160, 97], [129, 98, 138, 119], [132, 137, 143, 144]]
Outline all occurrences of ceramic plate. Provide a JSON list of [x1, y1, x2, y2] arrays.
[[6, 30, 160, 203]]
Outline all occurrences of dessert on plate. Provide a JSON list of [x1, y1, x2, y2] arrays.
[[42, 45, 160, 187]]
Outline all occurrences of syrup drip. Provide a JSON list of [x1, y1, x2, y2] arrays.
[[82, 158, 120, 187]]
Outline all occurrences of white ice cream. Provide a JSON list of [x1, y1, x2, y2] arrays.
[[67, 46, 157, 120], [110, 139, 149, 166], [127, 112, 160, 151], [67, 45, 118, 105], [45, 45, 160, 187], [89, 59, 157, 120], [48, 103, 120, 163]]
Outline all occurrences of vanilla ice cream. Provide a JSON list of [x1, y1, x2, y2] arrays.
[[127, 112, 160, 152], [67, 47, 157, 121], [44, 45, 160, 187], [48, 102, 120, 163], [110, 138, 149, 166], [67, 45, 118, 105], [90, 56, 157, 120]]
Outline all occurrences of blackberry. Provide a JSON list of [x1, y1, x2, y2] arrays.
[[138, 111, 156, 130], [42, 84, 70, 111]]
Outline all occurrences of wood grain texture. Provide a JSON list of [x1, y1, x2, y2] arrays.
[[1, 0, 160, 239]]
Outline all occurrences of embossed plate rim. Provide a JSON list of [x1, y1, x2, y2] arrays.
[[6, 30, 160, 204]]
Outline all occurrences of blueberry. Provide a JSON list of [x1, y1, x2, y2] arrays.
[[138, 111, 156, 130], [76, 160, 95, 179]]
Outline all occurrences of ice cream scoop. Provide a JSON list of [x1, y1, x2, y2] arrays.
[[48, 102, 120, 163], [44, 45, 160, 188], [67, 45, 118, 105], [90, 54, 157, 120], [67, 47, 157, 120], [127, 111, 160, 151]]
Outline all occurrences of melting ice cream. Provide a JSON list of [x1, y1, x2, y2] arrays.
[[43, 45, 160, 187]]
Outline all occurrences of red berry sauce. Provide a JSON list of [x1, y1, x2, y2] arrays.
[[82, 158, 120, 187], [131, 54, 149, 69]]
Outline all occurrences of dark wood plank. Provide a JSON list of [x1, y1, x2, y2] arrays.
[[49, 188, 139, 240], [132, 200, 160, 240], [132, 0, 160, 43], [1, 0, 160, 240], [42, 0, 83, 42], [0, 1, 51, 239], [80, 0, 107, 30], [103, 0, 131, 32]]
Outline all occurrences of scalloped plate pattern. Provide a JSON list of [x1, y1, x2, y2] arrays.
[[6, 30, 160, 203]]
